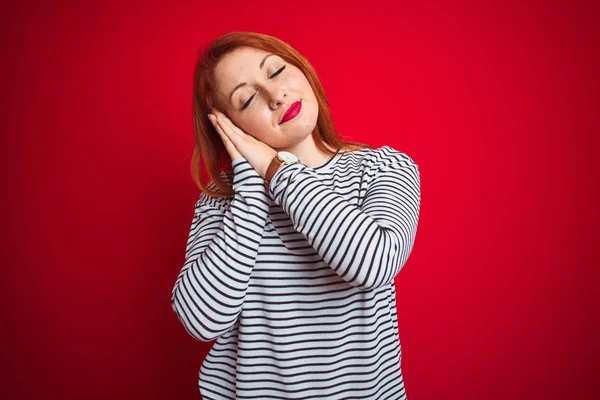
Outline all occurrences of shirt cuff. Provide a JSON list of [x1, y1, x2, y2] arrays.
[[268, 162, 309, 200], [231, 157, 265, 192]]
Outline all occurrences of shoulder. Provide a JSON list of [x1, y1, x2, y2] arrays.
[[361, 145, 419, 172]]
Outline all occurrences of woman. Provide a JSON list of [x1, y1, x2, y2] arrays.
[[171, 31, 421, 400]]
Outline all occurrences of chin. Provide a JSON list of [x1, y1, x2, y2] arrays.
[[292, 113, 317, 136]]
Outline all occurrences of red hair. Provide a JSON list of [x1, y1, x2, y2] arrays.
[[191, 31, 375, 198]]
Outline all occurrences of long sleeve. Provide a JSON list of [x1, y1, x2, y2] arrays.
[[267, 151, 420, 291], [171, 158, 270, 342]]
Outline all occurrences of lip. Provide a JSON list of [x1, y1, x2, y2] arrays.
[[280, 100, 302, 124]]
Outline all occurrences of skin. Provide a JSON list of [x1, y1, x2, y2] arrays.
[[207, 46, 337, 179]]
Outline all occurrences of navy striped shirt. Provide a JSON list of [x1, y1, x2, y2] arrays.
[[171, 145, 421, 399]]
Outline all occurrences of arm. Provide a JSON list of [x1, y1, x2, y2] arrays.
[[171, 158, 269, 342], [268, 152, 420, 290]]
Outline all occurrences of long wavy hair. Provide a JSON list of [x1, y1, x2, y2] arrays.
[[191, 31, 375, 198]]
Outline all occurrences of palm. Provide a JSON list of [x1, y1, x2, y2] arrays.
[[209, 111, 277, 179]]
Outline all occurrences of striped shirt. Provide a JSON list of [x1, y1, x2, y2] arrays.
[[171, 145, 421, 399]]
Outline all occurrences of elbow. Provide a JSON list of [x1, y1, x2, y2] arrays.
[[170, 289, 235, 343], [346, 234, 413, 291], [348, 266, 402, 291], [187, 323, 222, 343], [342, 261, 400, 291], [170, 296, 218, 342], [350, 279, 382, 291], [190, 327, 221, 343]]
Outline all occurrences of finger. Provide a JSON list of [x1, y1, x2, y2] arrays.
[[218, 125, 235, 148], [216, 115, 241, 145], [216, 112, 245, 137], [210, 114, 229, 138], [210, 115, 235, 149]]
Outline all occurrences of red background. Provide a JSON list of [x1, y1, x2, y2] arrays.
[[2, 0, 598, 399]]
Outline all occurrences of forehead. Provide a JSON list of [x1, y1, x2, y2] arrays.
[[216, 48, 273, 85]]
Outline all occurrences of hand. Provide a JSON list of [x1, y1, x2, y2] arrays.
[[208, 109, 277, 180], [208, 110, 243, 163]]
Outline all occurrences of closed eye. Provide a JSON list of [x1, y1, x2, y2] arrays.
[[241, 65, 286, 110]]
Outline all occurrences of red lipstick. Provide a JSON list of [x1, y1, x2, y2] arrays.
[[280, 101, 302, 124]]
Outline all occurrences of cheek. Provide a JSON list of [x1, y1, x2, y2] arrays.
[[241, 114, 272, 140], [287, 76, 306, 91], [290, 69, 312, 88]]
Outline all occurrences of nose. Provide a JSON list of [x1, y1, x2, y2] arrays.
[[269, 92, 287, 110]]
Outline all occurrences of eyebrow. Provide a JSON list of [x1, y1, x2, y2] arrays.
[[228, 53, 276, 103]]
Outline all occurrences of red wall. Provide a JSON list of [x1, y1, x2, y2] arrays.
[[2, 0, 598, 399]]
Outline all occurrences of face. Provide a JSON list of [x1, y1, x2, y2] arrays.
[[212, 47, 319, 149]]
